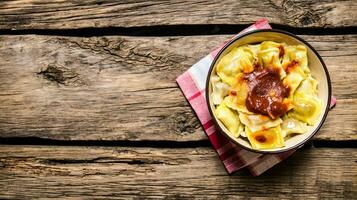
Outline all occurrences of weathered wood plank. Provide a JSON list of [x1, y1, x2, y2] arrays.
[[0, 35, 356, 141], [0, 0, 356, 30], [0, 146, 355, 199]]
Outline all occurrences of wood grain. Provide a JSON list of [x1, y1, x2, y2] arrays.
[[0, 35, 356, 141], [0, 0, 356, 30], [0, 146, 355, 199]]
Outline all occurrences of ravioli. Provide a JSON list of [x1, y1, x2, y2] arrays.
[[239, 113, 282, 132], [246, 125, 285, 149], [210, 41, 322, 150], [258, 41, 286, 78], [215, 102, 242, 137], [210, 75, 230, 105], [288, 77, 322, 125], [282, 45, 309, 73], [289, 94, 321, 125], [281, 117, 308, 138], [216, 46, 256, 85], [225, 95, 252, 114], [224, 73, 252, 114], [295, 76, 318, 97], [283, 66, 306, 98]]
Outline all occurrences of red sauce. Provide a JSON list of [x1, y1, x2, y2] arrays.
[[243, 67, 290, 119], [278, 45, 285, 58], [230, 90, 237, 96], [255, 135, 267, 143], [253, 62, 261, 69], [285, 60, 299, 73]]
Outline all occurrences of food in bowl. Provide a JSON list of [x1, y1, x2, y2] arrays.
[[210, 40, 322, 150]]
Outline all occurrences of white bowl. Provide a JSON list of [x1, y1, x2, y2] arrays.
[[206, 29, 331, 154]]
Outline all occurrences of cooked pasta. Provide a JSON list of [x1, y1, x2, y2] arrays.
[[211, 41, 321, 150]]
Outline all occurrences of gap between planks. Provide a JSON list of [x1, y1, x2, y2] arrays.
[[1, 0, 356, 30], [0, 137, 356, 149], [0, 25, 357, 37]]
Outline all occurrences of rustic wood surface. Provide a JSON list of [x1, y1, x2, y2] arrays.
[[0, 0, 356, 199], [0, 146, 356, 199], [0, 35, 356, 141], [0, 0, 356, 30]]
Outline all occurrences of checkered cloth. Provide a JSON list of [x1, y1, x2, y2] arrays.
[[176, 19, 336, 176]]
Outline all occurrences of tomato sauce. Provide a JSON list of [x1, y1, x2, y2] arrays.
[[243, 67, 290, 119], [285, 60, 299, 73]]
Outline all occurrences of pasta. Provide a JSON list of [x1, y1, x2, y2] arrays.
[[211, 41, 322, 150]]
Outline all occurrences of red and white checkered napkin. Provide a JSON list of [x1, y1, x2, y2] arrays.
[[176, 19, 336, 176]]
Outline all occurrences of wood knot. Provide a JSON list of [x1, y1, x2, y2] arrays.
[[0, 161, 5, 168], [297, 11, 322, 26], [282, 0, 325, 27], [173, 111, 200, 135], [37, 64, 85, 86]]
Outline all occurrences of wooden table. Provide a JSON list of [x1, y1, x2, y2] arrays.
[[0, 1, 356, 199]]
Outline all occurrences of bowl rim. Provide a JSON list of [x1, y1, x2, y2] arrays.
[[205, 29, 332, 154]]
